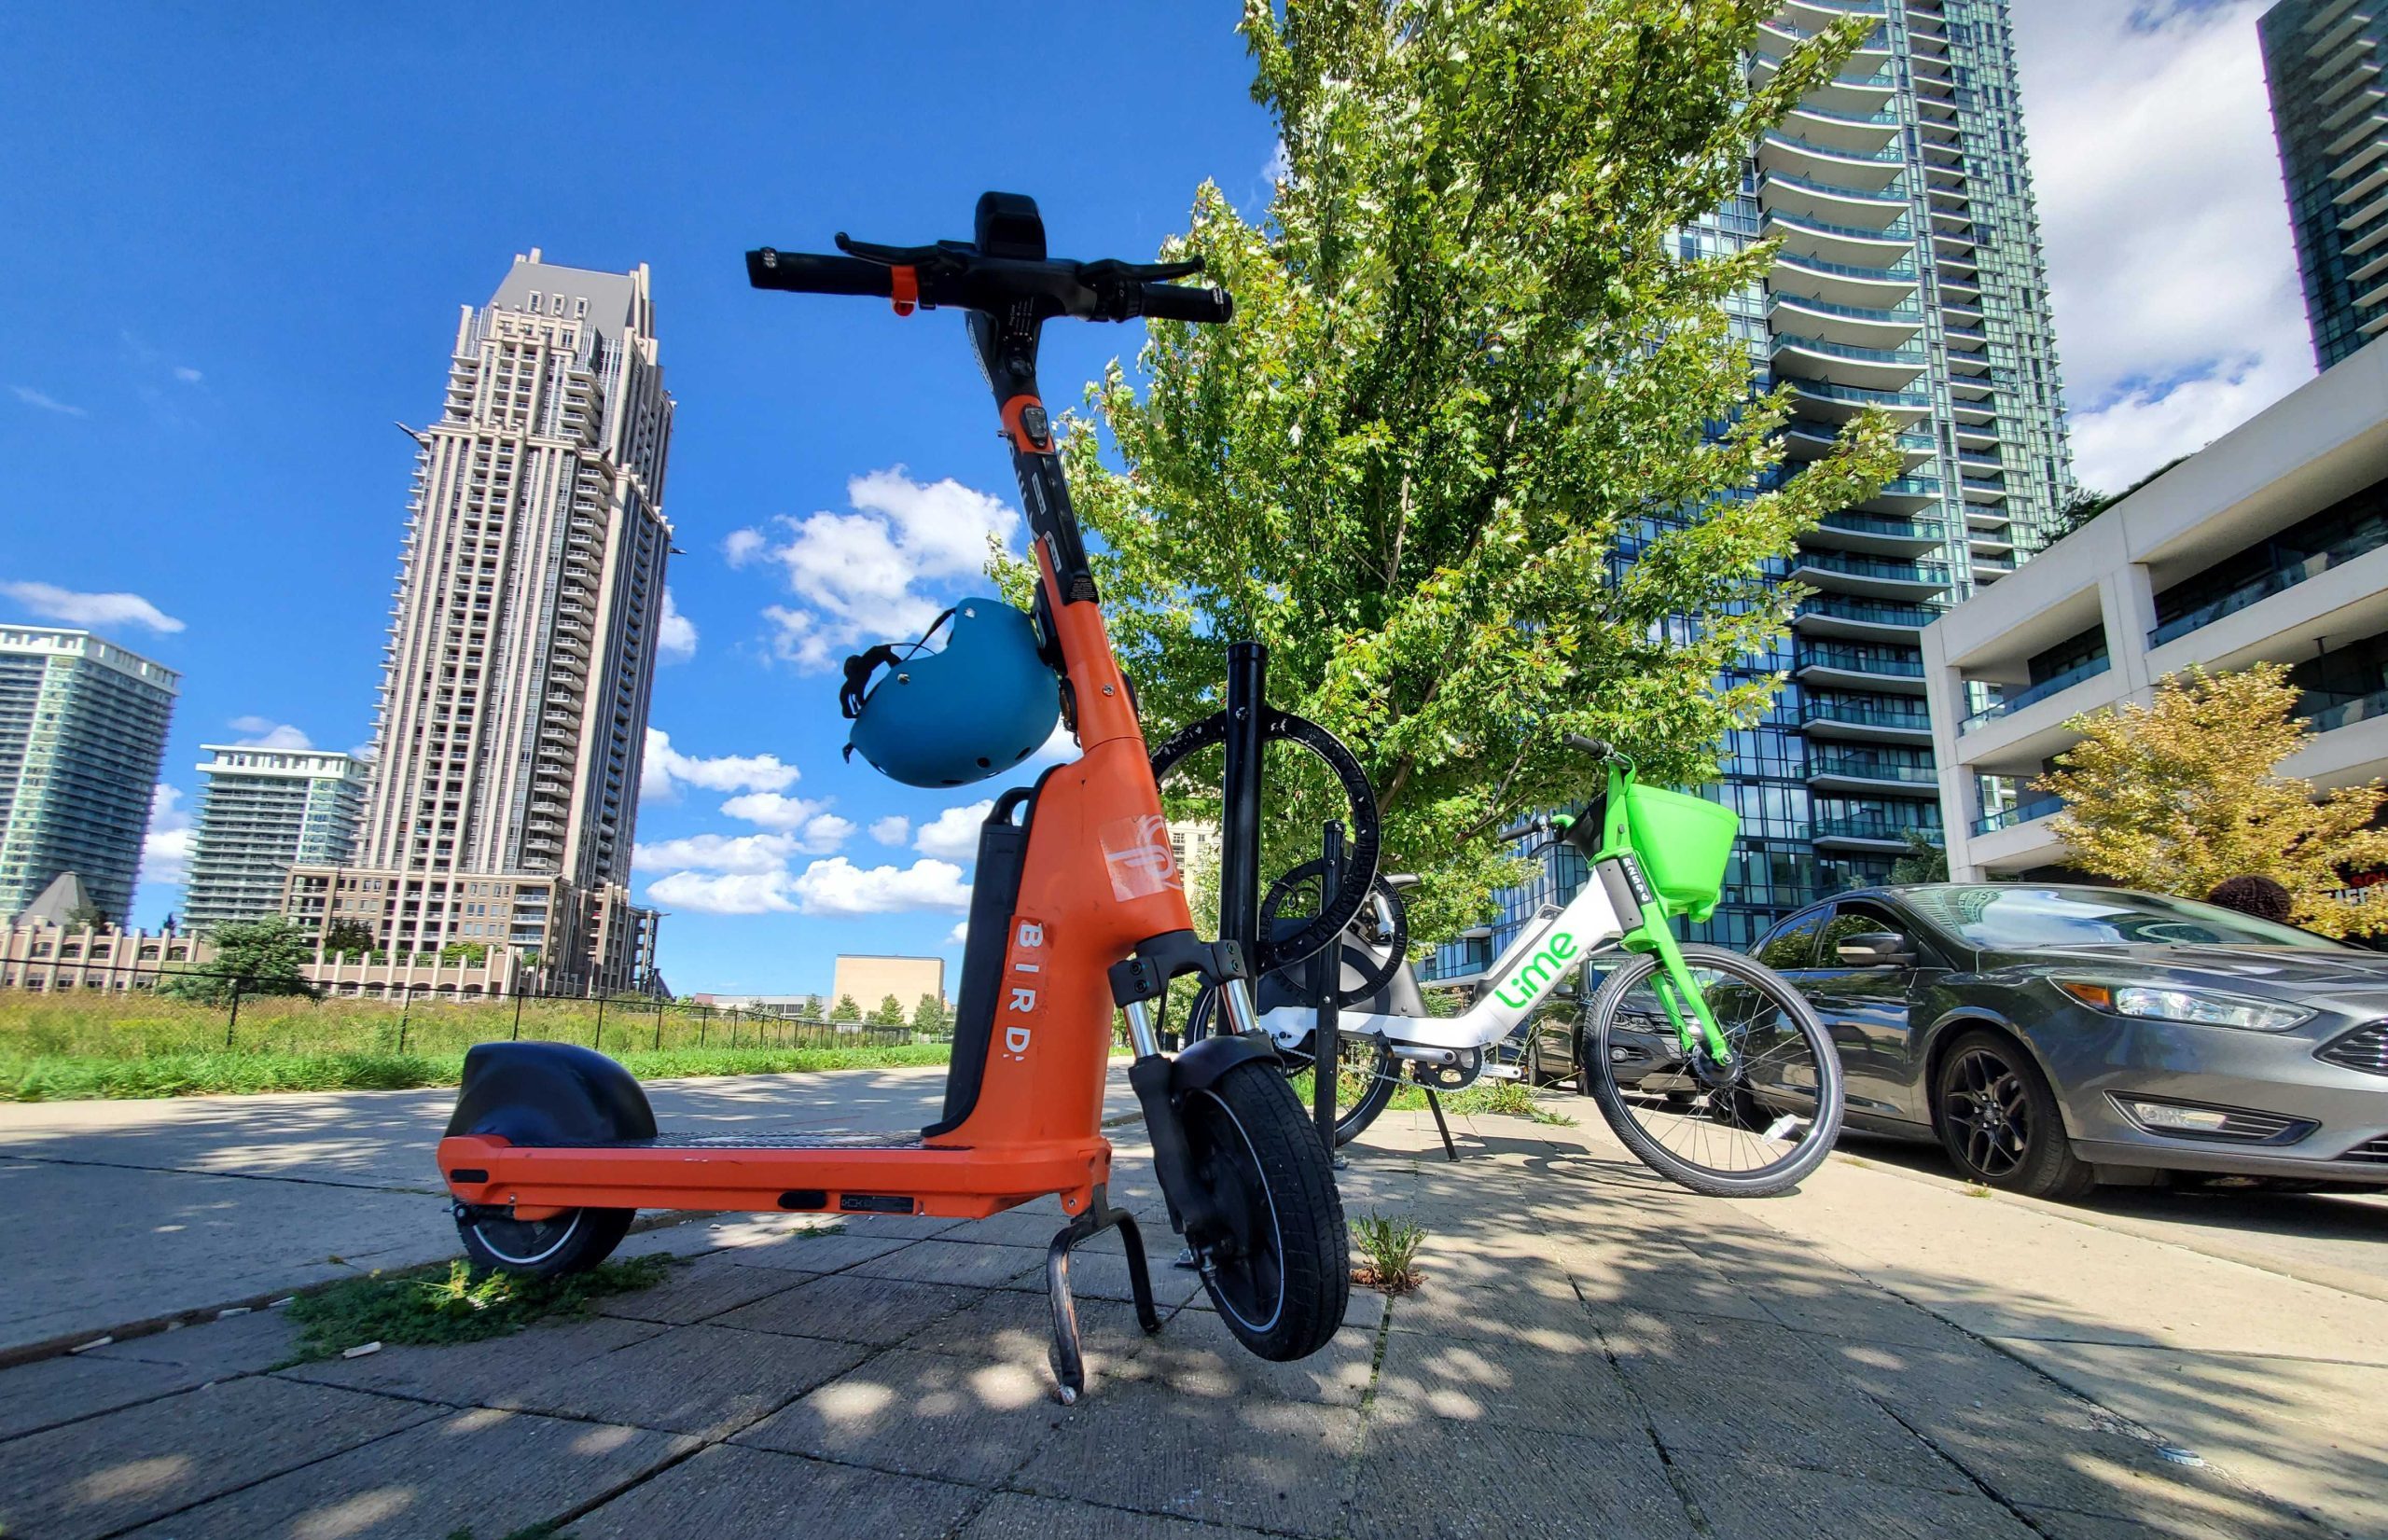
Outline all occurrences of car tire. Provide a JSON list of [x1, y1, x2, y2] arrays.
[[1931, 1029, 2094, 1201]]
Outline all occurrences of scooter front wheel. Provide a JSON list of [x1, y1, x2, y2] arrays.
[[1182, 1061, 1351, 1361], [455, 1205, 633, 1278]]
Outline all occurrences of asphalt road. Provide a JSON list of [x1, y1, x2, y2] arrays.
[[0, 1063, 1136, 1355]]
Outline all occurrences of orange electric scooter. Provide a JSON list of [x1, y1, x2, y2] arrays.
[[435, 193, 1350, 1400]]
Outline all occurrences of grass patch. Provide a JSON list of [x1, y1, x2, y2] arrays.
[[1350, 1212, 1426, 1295], [283, 1256, 674, 1365], [0, 1042, 952, 1102], [1388, 1076, 1576, 1126]]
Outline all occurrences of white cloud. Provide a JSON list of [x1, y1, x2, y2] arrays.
[[229, 715, 312, 750], [657, 590, 698, 662], [915, 799, 995, 861], [1030, 721, 1077, 765], [1, 580, 184, 633], [142, 784, 191, 889], [633, 831, 798, 874], [948, 919, 969, 945], [787, 856, 973, 917], [9, 385, 87, 417], [646, 869, 797, 915], [743, 468, 1020, 671], [868, 815, 911, 846], [173, 366, 203, 384], [710, 791, 853, 854], [2012, 0, 2313, 491], [641, 728, 799, 801]]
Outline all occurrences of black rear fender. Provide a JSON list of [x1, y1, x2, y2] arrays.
[[446, 1041, 657, 1146]]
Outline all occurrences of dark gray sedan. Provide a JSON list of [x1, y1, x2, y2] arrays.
[[1747, 883, 2388, 1200]]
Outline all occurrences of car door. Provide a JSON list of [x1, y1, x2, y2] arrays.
[[1799, 898, 1943, 1123]]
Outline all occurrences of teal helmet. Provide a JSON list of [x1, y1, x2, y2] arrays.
[[839, 598, 1063, 787]]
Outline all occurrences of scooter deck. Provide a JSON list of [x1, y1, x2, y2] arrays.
[[437, 1129, 1110, 1222]]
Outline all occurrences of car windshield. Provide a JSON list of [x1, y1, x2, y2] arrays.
[[1899, 886, 2348, 951]]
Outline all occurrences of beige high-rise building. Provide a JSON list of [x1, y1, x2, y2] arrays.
[[285, 252, 673, 996]]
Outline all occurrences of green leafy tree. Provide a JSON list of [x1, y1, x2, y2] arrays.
[[828, 992, 861, 1022], [439, 941, 490, 965], [62, 903, 108, 932], [1057, 0, 1899, 942], [322, 919, 376, 960], [1887, 831, 1948, 885], [2036, 663, 2388, 936], [869, 992, 908, 1028], [909, 993, 948, 1034], [163, 915, 317, 1004]]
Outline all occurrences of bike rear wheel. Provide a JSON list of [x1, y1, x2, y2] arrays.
[[1181, 1059, 1352, 1360], [1584, 944, 1842, 1198], [1186, 987, 1400, 1146]]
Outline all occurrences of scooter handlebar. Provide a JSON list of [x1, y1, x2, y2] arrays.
[[1135, 281, 1234, 325]]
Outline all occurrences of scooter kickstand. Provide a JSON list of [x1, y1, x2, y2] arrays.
[[1045, 1182, 1161, 1404]]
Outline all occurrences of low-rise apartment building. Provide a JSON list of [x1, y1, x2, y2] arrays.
[[1923, 340, 2388, 880]]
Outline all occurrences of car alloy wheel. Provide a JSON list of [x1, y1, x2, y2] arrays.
[[1943, 1046, 2031, 1179]]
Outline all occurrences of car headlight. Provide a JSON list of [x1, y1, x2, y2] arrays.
[[2054, 979, 2312, 1034]]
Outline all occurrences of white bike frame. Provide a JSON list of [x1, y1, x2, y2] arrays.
[[1254, 857, 1634, 1056]]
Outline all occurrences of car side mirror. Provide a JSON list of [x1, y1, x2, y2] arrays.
[[1835, 931, 1915, 967]]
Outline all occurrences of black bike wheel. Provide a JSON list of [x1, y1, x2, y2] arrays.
[[1185, 987, 1400, 1146], [1932, 1028, 2094, 1200], [1181, 1060, 1351, 1361], [456, 1206, 633, 1278], [1585, 945, 1843, 1198]]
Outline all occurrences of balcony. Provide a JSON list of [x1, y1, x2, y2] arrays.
[[1788, 548, 1952, 603], [1766, 290, 1923, 348], [1812, 815, 1941, 851], [1809, 507, 1947, 554], [1973, 795, 2063, 837], [1767, 131, 1910, 192], [1760, 170, 1911, 228], [2147, 522, 2388, 647], [1762, 208, 1916, 261], [1851, 474, 1946, 516], [1782, 101, 1902, 155], [1770, 332, 1927, 393], [1808, 753, 1941, 793], [1793, 595, 1947, 639], [1771, 251, 1920, 311], [1960, 656, 2112, 731], [1798, 696, 1936, 743], [1783, 377, 1936, 423], [1795, 643, 1931, 693], [1961, 476, 2009, 504]]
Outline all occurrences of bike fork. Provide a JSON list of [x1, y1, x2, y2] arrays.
[[1641, 928, 1736, 1074]]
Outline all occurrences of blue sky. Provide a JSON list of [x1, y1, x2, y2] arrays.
[[0, 5, 1276, 993]]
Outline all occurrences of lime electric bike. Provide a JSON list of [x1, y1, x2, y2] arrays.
[[435, 194, 1349, 1401], [1187, 737, 1846, 1197]]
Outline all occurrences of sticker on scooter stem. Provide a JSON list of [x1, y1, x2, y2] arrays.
[[1099, 813, 1182, 902], [1003, 918, 1048, 1058]]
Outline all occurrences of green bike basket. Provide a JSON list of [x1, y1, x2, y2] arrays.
[[1621, 784, 1738, 922]]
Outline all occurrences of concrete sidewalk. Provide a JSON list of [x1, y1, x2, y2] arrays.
[[0, 1092, 2379, 1538], [0, 1063, 1136, 1354]]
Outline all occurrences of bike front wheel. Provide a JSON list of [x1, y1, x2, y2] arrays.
[[1180, 1059, 1352, 1361], [1583, 944, 1843, 1198]]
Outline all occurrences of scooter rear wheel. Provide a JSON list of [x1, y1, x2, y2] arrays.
[[1181, 1060, 1351, 1362], [456, 1205, 633, 1278]]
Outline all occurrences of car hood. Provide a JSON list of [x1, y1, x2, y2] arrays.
[[1978, 943, 2388, 1006]]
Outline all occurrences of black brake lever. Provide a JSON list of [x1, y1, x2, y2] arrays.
[[834, 233, 966, 271], [1079, 257, 1205, 283]]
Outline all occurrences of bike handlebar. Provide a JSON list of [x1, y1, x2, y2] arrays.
[[1496, 818, 1544, 842], [1566, 733, 1612, 758]]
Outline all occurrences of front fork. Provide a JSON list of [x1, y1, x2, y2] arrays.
[[1108, 932, 1275, 1254], [1635, 921, 1738, 1078]]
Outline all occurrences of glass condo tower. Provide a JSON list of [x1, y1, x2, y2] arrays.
[[1431, 0, 2071, 981]]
